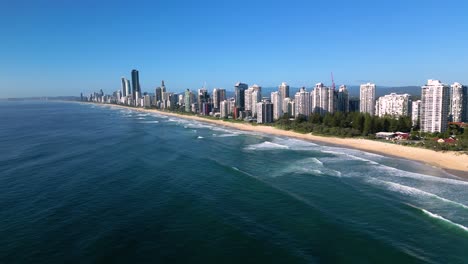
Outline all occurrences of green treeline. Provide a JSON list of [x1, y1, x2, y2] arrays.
[[274, 112, 412, 137]]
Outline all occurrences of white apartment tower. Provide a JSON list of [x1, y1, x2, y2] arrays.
[[421, 79, 450, 133], [450, 82, 467, 122], [360, 83, 376, 115], [412, 100, 422, 126], [294, 87, 311, 118], [279, 82, 290, 99], [311, 83, 334, 115], [375, 93, 411, 118], [271, 91, 283, 120]]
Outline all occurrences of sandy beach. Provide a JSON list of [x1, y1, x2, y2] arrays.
[[100, 103, 468, 178]]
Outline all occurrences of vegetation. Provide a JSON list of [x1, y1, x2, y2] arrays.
[[274, 112, 412, 137]]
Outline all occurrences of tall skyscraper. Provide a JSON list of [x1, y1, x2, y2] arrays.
[[421, 79, 450, 133], [234, 82, 248, 109], [375, 93, 411, 118], [197, 89, 209, 113], [155, 87, 162, 102], [337, 85, 349, 113], [294, 87, 311, 118], [121, 77, 129, 97], [257, 100, 273, 124], [251, 85, 262, 117], [220, 100, 229, 118], [125, 79, 131, 98], [360, 83, 376, 115], [184, 89, 193, 112], [271, 91, 283, 120], [311, 83, 334, 115], [279, 82, 290, 99], [450, 82, 467, 122], [131, 69, 140, 99], [412, 100, 422, 126], [212, 88, 226, 111]]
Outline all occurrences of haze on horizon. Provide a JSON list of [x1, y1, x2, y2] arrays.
[[1, 0, 467, 98]]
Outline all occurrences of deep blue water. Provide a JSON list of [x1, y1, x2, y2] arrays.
[[0, 101, 467, 263]]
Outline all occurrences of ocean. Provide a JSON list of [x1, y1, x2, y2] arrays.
[[0, 101, 467, 263]]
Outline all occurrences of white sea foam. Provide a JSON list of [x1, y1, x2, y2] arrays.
[[138, 121, 159, 124], [421, 209, 468, 232], [321, 150, 380, 165], [137, 117, 145, 120], [370, 179, 468, 210], [373, 164, 468, 186], [197, 136, 204, 139], [272, 137, 318, 150], [245, 141, 289, 151]]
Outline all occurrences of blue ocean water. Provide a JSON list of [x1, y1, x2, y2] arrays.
[[0, 101, 467, 263]]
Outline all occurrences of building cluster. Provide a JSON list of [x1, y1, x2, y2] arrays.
[[82, 69, 468, 133]]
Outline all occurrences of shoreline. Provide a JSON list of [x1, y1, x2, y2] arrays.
[[88, 102, 468, 179]]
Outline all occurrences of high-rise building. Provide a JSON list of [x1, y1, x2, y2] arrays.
[[412, 100, 422, 126], [197, 89, 209, 114], [121, 77, 129, 97], [155, 87, 162, 102], [220, 100, 229, 118], [271, 91, 283, 120], [279, 82, 290, 99], [450, 82, 467, 122], [421, 79, 450, 133], [311, 83, 334, 115], [244, 87, 253, 112], [131, 69, 140, 99], [294, 87, 311, 118], [360, 83, 376, 115], [212, 88, 226, 111], [251, 85, 262, 117], [125, 79, 131, 98], [282, 97, 293, 117], [337, 85, 349, 113], [235, 82, 248, 109], [257, 100, 273, 124], [184, 89, 193, 112], [375, 93, 411, 118]]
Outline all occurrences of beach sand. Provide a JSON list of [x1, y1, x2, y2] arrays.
[[100, 104, 468, 179]]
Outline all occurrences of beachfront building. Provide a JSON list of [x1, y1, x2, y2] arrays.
[[337, 85, 349, 113], [184, 89, 193, 112], [421, 79, 450, 133], [375, 93, 411, 118], [279, 82, 290, 99], [234, 82, 248, 109], [257, 100, 273, 124], [412, 100, 422, 126], [282, 97, 292, 117], [450, 82, 467, 122], [294, 87, 311, 118], [360, 83, 376, 115], [271, 91, 283, 120], [311, 83, 334, 115]]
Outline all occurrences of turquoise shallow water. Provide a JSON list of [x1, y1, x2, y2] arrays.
[[0, 101, 467, 263]]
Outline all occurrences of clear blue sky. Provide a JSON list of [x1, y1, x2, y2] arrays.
[[1, 0, 467, 97]]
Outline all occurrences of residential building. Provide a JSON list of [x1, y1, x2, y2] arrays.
[[271, 91, 283, 120], [375, 93, 411, 117], [279, 82, 290, 99], [421, 79, 450, 133], [360, 83, 376, 115], [450, 82, 467, 122], [294, 87, 310, 118], [257, 100, 273, 124], [337, 85, 349, 113], [412, 100, 422, 126]]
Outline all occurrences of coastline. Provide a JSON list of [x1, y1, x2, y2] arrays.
[[90, 103, 468, 179]]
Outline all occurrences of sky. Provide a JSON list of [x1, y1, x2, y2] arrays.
[[1, 0, 468, 97]]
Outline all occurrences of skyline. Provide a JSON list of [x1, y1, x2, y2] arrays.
[[2, 0, 468, 98]]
